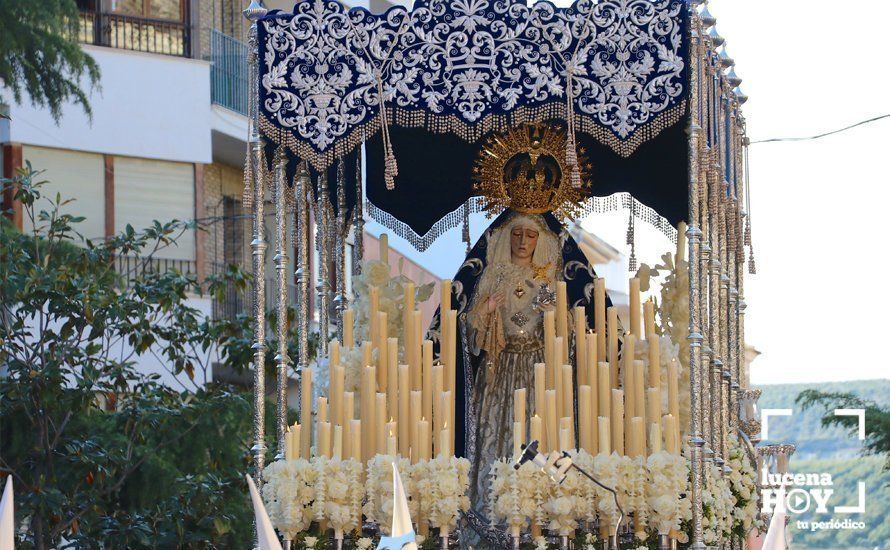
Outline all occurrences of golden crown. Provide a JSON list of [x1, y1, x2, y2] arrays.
[[473, 124, 591, 218]]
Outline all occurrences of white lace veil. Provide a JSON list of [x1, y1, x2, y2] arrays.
[[485, 213, 559, 269]]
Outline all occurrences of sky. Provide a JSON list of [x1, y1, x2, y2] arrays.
[[373, 0, 890, 386]]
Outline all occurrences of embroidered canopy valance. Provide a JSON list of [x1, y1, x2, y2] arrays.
[[258, 0, 688, 170]]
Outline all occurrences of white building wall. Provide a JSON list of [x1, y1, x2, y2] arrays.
[[2, 45, 212, 165]]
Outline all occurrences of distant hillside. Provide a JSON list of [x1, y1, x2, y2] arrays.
[[755, 379, 889, 460]]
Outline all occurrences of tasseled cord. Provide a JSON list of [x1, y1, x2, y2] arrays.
[[242, 139, 254, 209], [627, 198, 637, 272], [564, 66, 582, 188], [377, 74, 398, 190]]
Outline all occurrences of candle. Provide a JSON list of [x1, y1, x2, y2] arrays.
[[318, 421, 331, 458], [629, 278, 641, 337], [410, 390, 422, 463], [559, 423, 571, 452], [513, 421, 523, 460], [530, 415, 543, 446], [331, 365, 345, 427], [668, 359, 680, 423], [556, 281, 569, 358], [630, 417, 644, 457], [300, 368, 312, 458], [441, 390, 453, 453], [545, 390, 558, 454], [375, 392, 387, 455], [514, 388, 527, 435], [440, 279, 452, 312], [343, 308, 354, 349], [362, 341, 373, 369], [623, 336, 636, 437], [412, 310, 423, 391], [399, 364, 410, 456], [387, 337, 399, 426], [350, 419, 362, 461], [644, 300, 656, 340], [561, 363, 574, 424], [317, 396, 328, 423], [343, 391, 354, 458], [333, 425, 343, 459], [534, 362, 546, 419], [379, 233, 389, 264], [607, 307, 618, 388], [362, 366, 376, 462], [646, 388, 661, 432], [586, 332, 597, 393], [330, 341, 341, 367], [676, 221, 687, 264], [579, 385, 592, 452], [291, 424, 302, 459], [648, 335, 661, 390], [611, 389, 624, 455], [649, 422, 663, 454], [445, 310, 458, 432], [432, 364, 444, 454], [543, 310, 555, 388], [377, 312, 388, 382], [663, 414, 679, 455], [422, 340, 433, 422], [404, 281, 415, 330], [574, 308, 588, 386], [418, 418, 431, 461], [634, 359, 646, 429], [387, 423, 397, 456], [369, 287, 380, 345], [597, 362, 611, 417], [594, 278, 606, 361], [553, 337, 564, 414], [598, 417, 611, 455], [439, 424, 451, 458], [285, 428, 294, 460]]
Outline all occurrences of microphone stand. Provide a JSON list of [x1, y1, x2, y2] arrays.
[[515, 441, 624, 550]]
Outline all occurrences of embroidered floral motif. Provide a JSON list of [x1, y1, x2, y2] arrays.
[[259, 0, 685, 163]]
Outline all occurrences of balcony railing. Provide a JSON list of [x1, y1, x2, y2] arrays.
[[210, 29, 248, 116], [115, 256, 197, 288], [78, 9, 190, 57]]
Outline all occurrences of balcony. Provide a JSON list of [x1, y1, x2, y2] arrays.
[[114, 255, 197, 288], [210, 29, 248, 116], [78, 9, 190, 57]]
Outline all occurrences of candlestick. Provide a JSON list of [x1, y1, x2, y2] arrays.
[[644, 300, 655, 340], [556, 281, 569, 359], [318, 421, 331, 458], [607, 307, 618, 388], [611, 389, 624, 455], [379, 233, 389, 264], [300, 368, 313, 458], [333, 425, 343, 459], [579, 385, 592, 452], [629, 278, 641, 337], [597, 362, 610, 417], [343, 308, 354, 349], [399, 364, 410, 456], [598, 416, 611, 455], [594, 278, 606, 362], [574, 308, 587, 386], [418, 418, 431, 461]]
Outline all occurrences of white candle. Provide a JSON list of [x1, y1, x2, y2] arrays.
[[422, 340, 433, 423], [387, 337, 399, 427], [676, 221, 687, 264], [300, 368, 312, 459], [350, 419, 362, 462], [440, 279, 452, 312], [598, 416, 611, 455], [343, 308, 355, 349], [574, 307, 588, 386], [594, 278, 606, 362], [629, 278, 641, 337], [318, 421, 331, 458], [513, 421, 523, 460], [579, 385, 592, 452], [556, 281, 569, 358], [544, 311, 555, 389], [398, 364, 410, 456], [375, 392, 387, 455], [649, 422, 663, 454], [379, 233, 389, 264], [530, 415, 543, 446], [333, 424, 343, 460], [598, 362, 611, 417], [418, 418, 431, 461], [611, 389, 624, 455], [608, 307, 618, 388]]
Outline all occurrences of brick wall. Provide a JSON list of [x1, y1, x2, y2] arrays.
[[203, 161, 245, 271]]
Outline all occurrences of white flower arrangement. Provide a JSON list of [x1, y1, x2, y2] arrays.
[[363, 454, 417, 534], [262, 458, 319, 539], [488, 459, 527, 536], [645, 451, 688, 535], [617, 455, 648, 540], [311, 457, 364, 539], [701, 461, 734, 545], [591, 453, 623, 533], [415, 456, 471, 536], [726, 437, 762, 537]]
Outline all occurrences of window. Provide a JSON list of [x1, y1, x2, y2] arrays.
[[111, 0, 183, 21]]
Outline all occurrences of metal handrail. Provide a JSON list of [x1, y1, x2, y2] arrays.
[[210, 29, 248, 115]]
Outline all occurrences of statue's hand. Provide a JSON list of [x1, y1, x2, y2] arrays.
[[487, 293, 505, 313]]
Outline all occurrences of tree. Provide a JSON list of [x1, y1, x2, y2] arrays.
[[797, 390, 890, 471], [0, 0, 100, 121], [0, 165, 300, 548]]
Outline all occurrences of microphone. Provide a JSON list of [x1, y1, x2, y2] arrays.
[[513, 440, 573, 483]]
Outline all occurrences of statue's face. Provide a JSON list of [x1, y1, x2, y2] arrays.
[[510, 225, 539, 261]]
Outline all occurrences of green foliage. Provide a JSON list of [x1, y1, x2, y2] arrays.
[[0, 166, 293, 547], [0, 0, 100, 121]]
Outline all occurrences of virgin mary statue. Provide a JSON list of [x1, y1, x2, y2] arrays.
[[428, 124, 611, 544]]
